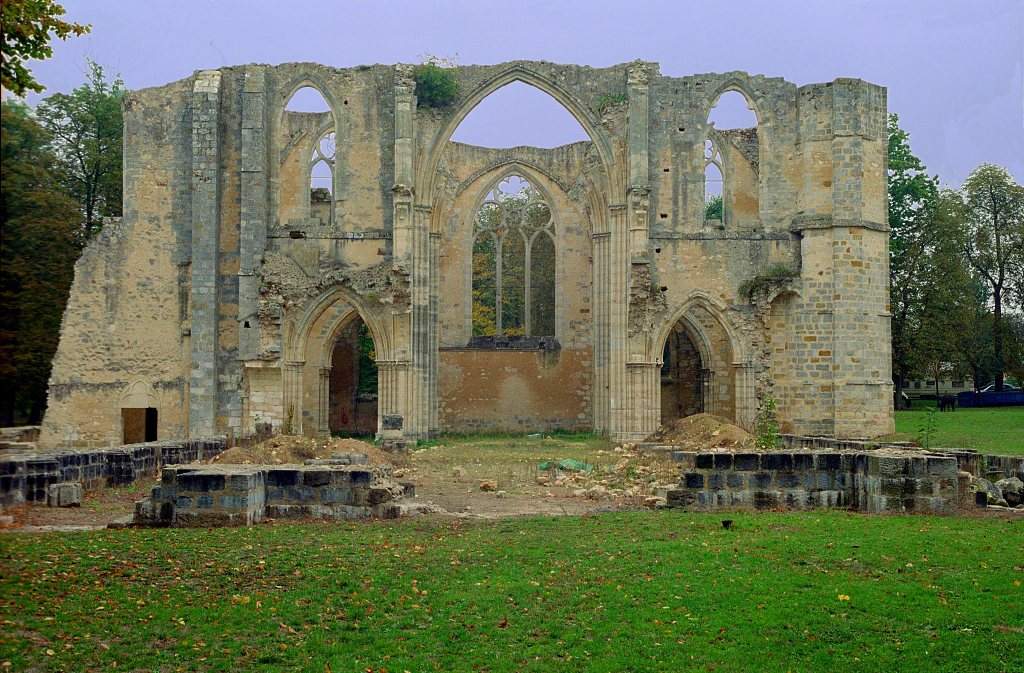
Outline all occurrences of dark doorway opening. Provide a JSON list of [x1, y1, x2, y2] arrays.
[[329, 318, 378, 436], [661, 324, 705, 423], [122, 407, 158, 443]]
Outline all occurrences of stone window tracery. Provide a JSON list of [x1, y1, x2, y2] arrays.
[[704, 138, 724, 226], [472, 175, 555, 337], [310, 131, 335, 224]]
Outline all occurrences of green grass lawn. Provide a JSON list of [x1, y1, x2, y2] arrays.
[[2, 512, 1022, 672], [892, 406, 1024, 455]]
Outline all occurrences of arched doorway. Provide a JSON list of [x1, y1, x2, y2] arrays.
[[654, 298, 752, 430], [660, 322, 708, 423], [328, 317, 378, 436], [284, 286, 401, 438]]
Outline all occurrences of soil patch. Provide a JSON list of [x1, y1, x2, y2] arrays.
[[211, 435, 395, 466], [647, 413, 755, 450]]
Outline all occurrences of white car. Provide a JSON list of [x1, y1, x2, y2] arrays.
[[978, 383, 1021, 392]]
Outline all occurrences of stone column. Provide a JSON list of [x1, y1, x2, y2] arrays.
[[238, 66, 267, 362], [376, 359, 410, 437], [188, 70, 222, 437], [607, 203, 630, 440], [591, 231, 611, 434], [317, 366, 331, 436], [281, 361, 304, 434], [625, 361, 660, 440], [733, 362, 756, 431], [626, 63, 651, 260], [392, 65, 416, 265], [406, 207, 434, 438]]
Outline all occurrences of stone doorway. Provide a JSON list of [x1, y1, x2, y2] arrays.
[[661, 324, 707, 423], [122, 407, 157, 443], [328, 318, 378, 436]]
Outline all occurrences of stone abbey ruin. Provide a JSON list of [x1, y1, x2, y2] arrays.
[[38, 60, 895, 449]]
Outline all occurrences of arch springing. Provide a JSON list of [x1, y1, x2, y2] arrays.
[[472, 175, 555, 337]]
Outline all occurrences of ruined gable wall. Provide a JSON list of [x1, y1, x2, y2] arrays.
[[39, 78, 194, 448]]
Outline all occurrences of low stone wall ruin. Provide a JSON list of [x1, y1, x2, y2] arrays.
[[657, 445, 1024, 514], [134, 461, 416, 527], [0, 438, 227, 509]]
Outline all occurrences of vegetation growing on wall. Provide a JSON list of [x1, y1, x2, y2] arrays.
[[738, 264, 799, 301], [594, 92, 627, 115], [414, 63, 459, 108]]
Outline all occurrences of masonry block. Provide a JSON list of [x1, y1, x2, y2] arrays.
[[46, 482, 82, 507]]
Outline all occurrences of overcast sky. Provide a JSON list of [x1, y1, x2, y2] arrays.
[[25, 0, 1023, 186]]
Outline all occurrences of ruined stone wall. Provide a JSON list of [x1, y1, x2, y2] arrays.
[[39, 77, 194, 448], [40, 60, 893, 445]]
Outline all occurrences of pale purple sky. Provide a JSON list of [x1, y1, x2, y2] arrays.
[[26, 0, 1023, 186]]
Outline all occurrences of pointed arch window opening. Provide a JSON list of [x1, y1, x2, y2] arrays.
[[707, 89, 759, 130], [472, 175, 555, 338], [285, 85, 333, 114]]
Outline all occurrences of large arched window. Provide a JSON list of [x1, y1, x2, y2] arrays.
[[704, 88, 760, 228], [472, 175, 555, 337]]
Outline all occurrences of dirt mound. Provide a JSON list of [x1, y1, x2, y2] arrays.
[[647, 413, 754, 450], [212, 436, 394, 466]]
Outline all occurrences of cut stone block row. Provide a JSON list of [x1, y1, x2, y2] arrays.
[[665, 448, 963, 514], [135, 462, 411, 527], [0, 437, 228, 510]]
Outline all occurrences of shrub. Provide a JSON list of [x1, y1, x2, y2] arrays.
[[594, 92, 627, 115], [414, 63, 458, 108], [755, 396, 781, 450], [704, 195, 723, 221]]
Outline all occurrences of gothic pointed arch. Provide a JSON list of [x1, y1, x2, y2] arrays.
[[419, 66, 621, 206]]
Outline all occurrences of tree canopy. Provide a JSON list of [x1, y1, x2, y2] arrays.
[[0, 0, 89, 96], [36, 60, 124, 242], [0, 101, 82, 424]]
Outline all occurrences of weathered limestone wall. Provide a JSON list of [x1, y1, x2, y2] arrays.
[[438, 348, 591, 432], [39, 77, 194, 448], [40, 60, 893, 445]]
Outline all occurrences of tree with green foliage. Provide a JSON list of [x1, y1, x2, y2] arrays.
[[35, 60, 124, 242], [0, 0, 89, 96], [958, 164, 1024, 391], [886, 114, 939, 406], [0, 101, 81, 424]]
